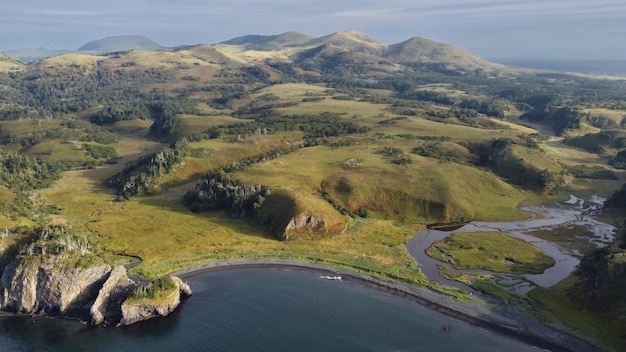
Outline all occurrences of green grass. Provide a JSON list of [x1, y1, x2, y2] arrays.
[[232, 142, 530, 223], [525, 225, 599, 255], [529, 279, 624, 352], [471, 279, 531, 306], [125, 276, 179, 305], [41, 165, 425, 283], [510, 144, 563, 173], [427, 231, 555, 274]]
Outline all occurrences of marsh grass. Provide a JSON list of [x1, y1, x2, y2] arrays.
[[525, 225, 599, 254], [427, 232, 555, 274]]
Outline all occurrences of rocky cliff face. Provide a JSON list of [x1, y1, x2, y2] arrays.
[[0, 258, 111, 315], [0, 256, 191, 326], [283, 214, 326, 240], [119, 276, 192, 326], [90, 265, 137, 326]]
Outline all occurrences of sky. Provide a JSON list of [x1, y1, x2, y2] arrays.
[[1, 0, 625, 60]]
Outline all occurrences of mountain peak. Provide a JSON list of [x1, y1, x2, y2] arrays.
[[77, 35, 165, 53], [312, 30, 381, 46], [385, 36, 502, 73], [220, 32, 315, 50], [303, 30, 385, 56]]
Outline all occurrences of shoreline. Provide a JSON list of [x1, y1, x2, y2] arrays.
[[171, 258, 601, 352]]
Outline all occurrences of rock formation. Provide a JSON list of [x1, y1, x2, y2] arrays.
[[90, 265, 137, 326], [283, 214, 326, 240], [0, 256, 191, 327], [119, 277, 192, 326], [0, 258, 111, 315]]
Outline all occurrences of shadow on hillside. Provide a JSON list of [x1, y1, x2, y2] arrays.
[[135, 196, 278, 242]]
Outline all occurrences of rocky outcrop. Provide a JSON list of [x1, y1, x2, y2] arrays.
[[283, 215, 326, 240], [0, 258, 111, 315], [0, 256, 191, 327], [119, 276, 192, 326], [90, 265, 137, 326]]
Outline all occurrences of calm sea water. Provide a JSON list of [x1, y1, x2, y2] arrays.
[[0, 267, 541, 351], [493, 59, 626, 76]]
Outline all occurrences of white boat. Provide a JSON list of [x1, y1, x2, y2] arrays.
[[320, 275, 342, 280]]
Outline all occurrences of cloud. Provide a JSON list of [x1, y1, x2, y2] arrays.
[[331, 0, 626, 19], [0, 0, 624, 59], [19, 9, 104, 16]]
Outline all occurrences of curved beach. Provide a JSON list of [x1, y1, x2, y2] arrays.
[[170, 258, 600, 352]]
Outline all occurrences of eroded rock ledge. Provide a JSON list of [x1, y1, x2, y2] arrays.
[[0, 257, 191, 326]]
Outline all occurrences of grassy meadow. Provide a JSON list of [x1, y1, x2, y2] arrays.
[[29, 82, 599, 283], [427, 231, 555, 274]]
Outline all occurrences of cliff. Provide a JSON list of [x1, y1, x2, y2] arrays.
[[119, 276, 192, 326], [90, 265, 137, 326], [0, 257, 111, 315], [0, 256, 191, 326]]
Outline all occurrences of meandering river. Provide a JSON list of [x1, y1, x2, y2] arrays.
[[407, 197, 616, 292]]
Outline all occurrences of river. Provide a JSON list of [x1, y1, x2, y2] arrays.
[[407, 197, 616, 292]]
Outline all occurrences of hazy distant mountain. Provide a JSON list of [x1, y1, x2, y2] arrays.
[[302, 30, 386, 56], [173, 44, 241, 65], [0, 30, 517, 76], [2, 48, 72, 62], [78, 35, 165, 53], [220, 31, 315, 50]]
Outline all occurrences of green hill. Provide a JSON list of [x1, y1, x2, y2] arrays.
[[220, 31, 315, 50], [301, 30, 386, 56], [0, 53, 25, 71], [385, 37, 505, 73]]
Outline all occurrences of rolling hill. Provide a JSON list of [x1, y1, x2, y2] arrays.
[[0, 53, 24, 71], [219, 31, 315, 50], [77, 35, 165, 53], [385, 37, 505, 73], [300, 30, 387, 56]]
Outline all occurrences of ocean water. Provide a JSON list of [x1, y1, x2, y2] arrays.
[[0, 267, 541, 351], [493, 59, 626, 76]]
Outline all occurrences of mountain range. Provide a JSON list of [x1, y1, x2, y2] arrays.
[[0, 31, 502, 75]]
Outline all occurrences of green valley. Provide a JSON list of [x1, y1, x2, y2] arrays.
[[1, 30, 626, 350]]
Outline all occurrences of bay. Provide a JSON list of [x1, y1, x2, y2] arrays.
[[0, 267, 541, 351]]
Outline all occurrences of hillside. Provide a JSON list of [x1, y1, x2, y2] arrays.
[[2, 48, 73, 62], [301, 30, 387, 56], [386, 37, 505, 73], [220, 31, 315, 50], [78, 35, 165, 53], [0, 53, 24, 71]]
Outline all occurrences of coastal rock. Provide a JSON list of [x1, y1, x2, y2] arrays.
[[0, 255, 191, 327], [90, 265, 137, 326], [0, 258, 111, 315], [119, 276, 192, 326]]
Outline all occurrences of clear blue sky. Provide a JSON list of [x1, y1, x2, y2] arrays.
[[1, 0, 625, 60]]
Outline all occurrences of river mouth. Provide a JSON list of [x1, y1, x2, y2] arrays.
[[407, 196, 616, 293]]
